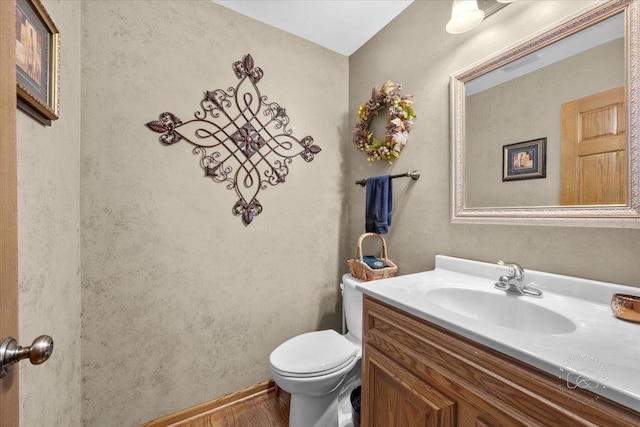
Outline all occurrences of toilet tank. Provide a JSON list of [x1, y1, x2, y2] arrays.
[[342, 273, 363, 342]]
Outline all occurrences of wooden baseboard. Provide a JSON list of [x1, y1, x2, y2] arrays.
[[137, 380, 284, 427]]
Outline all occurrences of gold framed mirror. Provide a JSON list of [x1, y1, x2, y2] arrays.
[[451, 0, 640, 227]]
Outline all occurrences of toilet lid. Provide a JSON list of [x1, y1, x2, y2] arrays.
[[270, 330, 358, 377]]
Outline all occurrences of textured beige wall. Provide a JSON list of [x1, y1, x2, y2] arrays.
[[80, 1, 348, 425], [349, 0, 640, 287], [466, 39, 625, 207], [16, 1, 82, 426]]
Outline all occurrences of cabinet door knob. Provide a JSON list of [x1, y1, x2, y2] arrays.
[[0, 335, 54, 378]]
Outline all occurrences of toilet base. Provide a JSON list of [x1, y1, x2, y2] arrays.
[[287, 376, 360, 427], [289, 391, 339, 427], [338, 382, 359, 427]]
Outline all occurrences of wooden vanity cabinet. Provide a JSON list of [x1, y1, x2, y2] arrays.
[[361, 296, 640, 427]]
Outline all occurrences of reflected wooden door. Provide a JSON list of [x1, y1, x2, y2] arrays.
[[0, 1, 20, 426], [560, 87, 627, 205]]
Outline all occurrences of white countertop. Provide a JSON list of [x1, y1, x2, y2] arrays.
[[355, 255, 640, 412]]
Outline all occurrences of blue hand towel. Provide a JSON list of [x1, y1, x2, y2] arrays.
[[365, 175, 392, 234]]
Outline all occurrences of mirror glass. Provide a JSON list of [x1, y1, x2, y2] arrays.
[[451, 0, 640, 226], [466, 13, 624, 208]]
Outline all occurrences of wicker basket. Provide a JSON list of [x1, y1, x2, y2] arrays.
[[347, 233, 398, 281]]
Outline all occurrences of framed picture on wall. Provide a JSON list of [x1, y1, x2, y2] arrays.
[[503, 138, 546, 181], [16, 0, 59, 125]]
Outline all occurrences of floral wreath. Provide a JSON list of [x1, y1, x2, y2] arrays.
[[352, 81, 416, 164]]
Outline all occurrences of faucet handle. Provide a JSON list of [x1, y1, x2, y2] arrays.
[[497, 260, 524, 277]]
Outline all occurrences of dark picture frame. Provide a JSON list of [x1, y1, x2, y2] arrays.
[[503, 138, 547, 181], [16, 0, 59, 125]]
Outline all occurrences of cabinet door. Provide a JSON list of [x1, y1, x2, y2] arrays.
[[462, 408, 508, 427], [363, 296, 640, 426], [362, 346, 455, 427]]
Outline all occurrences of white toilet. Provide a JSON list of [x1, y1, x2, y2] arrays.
[[269, 274, 363, 427]]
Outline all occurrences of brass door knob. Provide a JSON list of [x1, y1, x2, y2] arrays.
[[0, 335, 54, 378]]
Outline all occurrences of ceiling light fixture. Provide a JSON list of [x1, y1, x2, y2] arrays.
[[446, 0, 485, 34]]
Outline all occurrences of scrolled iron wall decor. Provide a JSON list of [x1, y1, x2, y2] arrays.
[[146, 54, 321, 225]]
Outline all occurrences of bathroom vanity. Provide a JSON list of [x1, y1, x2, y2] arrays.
[[356, 256, 640, 426]]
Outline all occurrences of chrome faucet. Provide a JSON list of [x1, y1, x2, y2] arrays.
[[495, 261, 543, 297]]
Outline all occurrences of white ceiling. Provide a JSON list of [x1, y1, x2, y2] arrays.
[[211, 0, 414, 56]]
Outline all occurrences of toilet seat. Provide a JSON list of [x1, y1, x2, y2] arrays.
[[270, 330, 358, 378]]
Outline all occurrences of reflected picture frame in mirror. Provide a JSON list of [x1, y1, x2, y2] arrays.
[[451, 0, 640, 227]]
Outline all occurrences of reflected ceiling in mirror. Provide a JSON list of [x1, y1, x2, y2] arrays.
[[451, 0, 640, 227]]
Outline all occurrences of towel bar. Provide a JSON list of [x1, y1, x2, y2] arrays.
[[355, 170, 420, 187]]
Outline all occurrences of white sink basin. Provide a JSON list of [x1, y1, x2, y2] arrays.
[[426, 287, 576, 334]]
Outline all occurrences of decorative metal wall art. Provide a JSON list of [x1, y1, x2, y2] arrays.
[[146, 54, 321, 225]]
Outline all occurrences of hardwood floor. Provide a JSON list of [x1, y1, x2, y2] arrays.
[[177, 390, 288, 427], [138, 381, 289, 427]]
